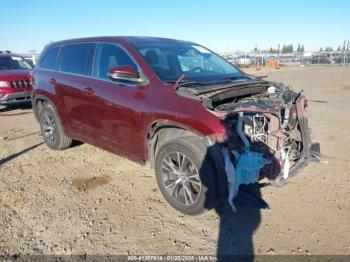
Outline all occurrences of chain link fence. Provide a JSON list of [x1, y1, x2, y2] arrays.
[[222, 51, 350, 68]]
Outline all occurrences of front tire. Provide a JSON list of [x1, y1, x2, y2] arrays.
[[155, 137, 218, 215], [39, 103, 72, 150]]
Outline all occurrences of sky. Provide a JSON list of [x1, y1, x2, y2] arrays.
[[1, 0, 349, 54]]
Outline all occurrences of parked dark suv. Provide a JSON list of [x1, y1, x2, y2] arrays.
[[32, 37, 320, 215], [0, 51, 33, 105]]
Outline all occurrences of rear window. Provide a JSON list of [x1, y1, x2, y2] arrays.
[[59, 43, 94, 76], [39, 47, 59, 70]]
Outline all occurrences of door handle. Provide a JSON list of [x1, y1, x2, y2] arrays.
[[84, 87, 95, 96], [49, 78, 57, 85]]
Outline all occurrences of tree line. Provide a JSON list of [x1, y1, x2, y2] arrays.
[[252, 40, 349, 54], [320, 41, 350, 52], [254, 44, 305, 54]]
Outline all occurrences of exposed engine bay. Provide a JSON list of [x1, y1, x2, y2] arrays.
[[177, 79, 320, 209], [220, 83, 304, 175]]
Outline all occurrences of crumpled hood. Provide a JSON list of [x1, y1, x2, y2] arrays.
[[0, 69, 31, 81]]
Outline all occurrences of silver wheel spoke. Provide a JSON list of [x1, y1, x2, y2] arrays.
[[41, 111, 57, 145], [165, 178, 181, 196], [44, 114, 52, 125], [186, 172, 200, 179], [182, 186, 189, 205], [187, 178, 201, 186], [163, 157, 179, 173], [176, 152, 182, 167], [162, 163, 174, 173], [183, 183, 194, 204], [180, 156, 190, 172]]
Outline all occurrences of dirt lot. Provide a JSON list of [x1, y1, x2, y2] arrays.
[[0, 66, 349, 257]]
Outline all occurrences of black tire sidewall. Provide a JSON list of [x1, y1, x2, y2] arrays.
[[155, 137, 218, 215]]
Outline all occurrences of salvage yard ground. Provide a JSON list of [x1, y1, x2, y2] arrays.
[[0, 66, 349, 256]]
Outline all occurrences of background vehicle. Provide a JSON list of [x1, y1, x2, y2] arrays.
[[23, 54, 38, 67], [311, 54, 332, 64], [234, 54, 252, 67], [32, 37, 319, 215], [0, 51, 33, 105]]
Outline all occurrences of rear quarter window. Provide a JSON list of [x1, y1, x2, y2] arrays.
[[59, 43, 94, 76], [39, 47, 60, 70]]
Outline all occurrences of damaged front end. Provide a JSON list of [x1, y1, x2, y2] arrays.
[[180, 80, 321, 208]]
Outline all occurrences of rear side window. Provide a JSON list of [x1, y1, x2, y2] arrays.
[[60, 43, 94, 76], [93, 43, 137, 80], [39, 47, 59, 70]]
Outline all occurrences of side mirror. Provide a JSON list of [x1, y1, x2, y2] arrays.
[[108, 66, 142, 83]]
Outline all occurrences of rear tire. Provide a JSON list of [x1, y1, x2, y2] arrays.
[[155, 137, 218, 215], [39, 103, 72, 150]]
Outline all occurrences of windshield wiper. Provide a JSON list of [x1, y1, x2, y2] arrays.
[[165, 75, 204, 90], [210, 76, 249, 84], [165, 76, 251, 90]]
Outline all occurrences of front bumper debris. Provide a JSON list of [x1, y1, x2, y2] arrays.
[[220, 98, 320, 209]]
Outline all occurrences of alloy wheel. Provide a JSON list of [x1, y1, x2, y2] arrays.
[[41, 111, 57, 145], [161, 151, 201, 205]]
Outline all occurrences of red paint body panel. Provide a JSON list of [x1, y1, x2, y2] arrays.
[[32, 37, 226, 163], [0, 68, 32, 103]]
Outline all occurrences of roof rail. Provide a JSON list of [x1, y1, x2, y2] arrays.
[[0, 50, 11, 54]]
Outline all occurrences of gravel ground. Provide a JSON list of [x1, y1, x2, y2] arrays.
[[0, 66, 349, 257]]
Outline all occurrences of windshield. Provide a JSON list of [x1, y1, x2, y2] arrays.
[[0, 56, 32, 70], [134, 42, 244, 83]]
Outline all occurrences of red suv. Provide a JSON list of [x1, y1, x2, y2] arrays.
[[32, 37, 320, 215], [0, 51, 33, 105]]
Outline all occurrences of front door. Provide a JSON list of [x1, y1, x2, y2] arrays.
[[82, 43, 148, 161]]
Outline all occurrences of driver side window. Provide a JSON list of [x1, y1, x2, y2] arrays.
[[93, 43, 137, 80]]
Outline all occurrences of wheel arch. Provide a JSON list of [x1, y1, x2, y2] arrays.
[[145, 120, 207, 168], [32, 95, 68, 136], [146, 120, 228, 200], [32, 94, 57, 120]]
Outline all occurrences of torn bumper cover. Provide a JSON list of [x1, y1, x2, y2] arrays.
[[286, 98, 321, 175], [215, 96, 320, 209]]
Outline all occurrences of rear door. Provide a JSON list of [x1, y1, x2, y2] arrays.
[[54, 43, 95, 139], [81, 42, 146, 160]]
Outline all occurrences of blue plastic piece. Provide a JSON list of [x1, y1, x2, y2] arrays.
[[236, 151, 269, 185]]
